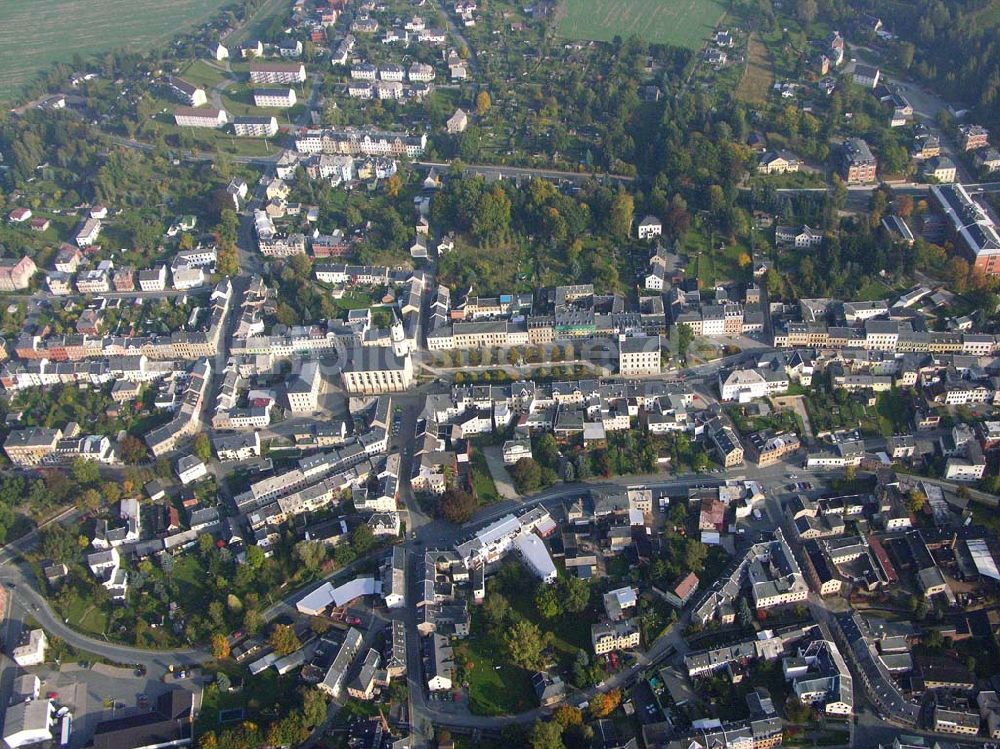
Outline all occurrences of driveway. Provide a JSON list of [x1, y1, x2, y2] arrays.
[[482, 446, 519, 500]]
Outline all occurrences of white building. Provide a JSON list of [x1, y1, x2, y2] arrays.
[[3, 700, 53, 749], [253, 87, 297, 108], [176, 455, 208, 485], [174, 107, 228, 128], [637, 215, 662, 240], [619, 336, 661, 377], [11, 629, 47, 667], [287, 360, 322, 413], [234, 116, 279, 137], [512, 531, 557, 583]]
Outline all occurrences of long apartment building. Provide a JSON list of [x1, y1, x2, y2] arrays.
[[293, 128, 427, 158], [774, 318, 999, 355], [933, 183, 1000, 276], [248, 61, 306, 84]]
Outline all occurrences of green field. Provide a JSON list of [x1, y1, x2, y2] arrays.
[[556, 0, 727, 49], [0, 0, 233, 100]]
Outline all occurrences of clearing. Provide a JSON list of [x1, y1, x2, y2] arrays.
[[556, 0, 727, 50], [737, 33, 774, 103], [0, 0, 233, 100]]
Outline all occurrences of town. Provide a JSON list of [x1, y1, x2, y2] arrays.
[[1, 0, 1000, 748]]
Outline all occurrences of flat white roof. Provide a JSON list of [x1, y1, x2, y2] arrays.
[[513, 531, 556, 580], [296, 576, 381, 616]]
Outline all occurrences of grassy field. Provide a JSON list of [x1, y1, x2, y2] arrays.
[[737, 34, 773, 103], [556, 0, 727, 49], [0, 0, 233, 100]]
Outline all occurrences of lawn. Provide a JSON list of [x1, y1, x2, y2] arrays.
[[455, 612, 536, 716], [470, 450, 501, 504], [737, 34, 773, 104], [0, 0, 234, 101], [555, 0, 728, 50], [180, 59, 229, 90], [61, 590, 109, 636]]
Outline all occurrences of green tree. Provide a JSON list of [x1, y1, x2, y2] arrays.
[[193, 433, 212, 463], [301, 688, 328, 727], [529, 720, 564, 749], [503, 620, 545, 670], [510, 458, 543, 494], [71, 457, 100, 486], [351, 524, 374, 554], [609, 190, 635, 239], [560, 576, 590, 613], [535, 584, 562, 619], [119, 435, 148, 464], [269, 624, 301, 656]]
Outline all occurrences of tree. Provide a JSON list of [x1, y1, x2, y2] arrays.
[[795, 0, 817, 25], [529, 720, 564, 749], [199, 732, 218, 749], [907, 490, 926, 515], [590, 688, 622, 718], [294, 541, 327, 573], [211, 634, 231, 660], [560, 576, 590, 613], [503, 619, 545, 670], [301, 688, 328, 727], [71, 457, 100, 486], [245, 545, 265, 570], [386, 173, 402, 197], [510, 457, 543, 494], [351, 524, 374, 554], [535, 584, 562, 619], [439, 487, 477, 523], [79, 488, 102, 513], [609, 190, 635, 239], [193, 433, 212, 463], [269, 624, 301, 656], [552, 705, 583, 728], [119, 435, 148, 464], [476, 90, 492, 116]]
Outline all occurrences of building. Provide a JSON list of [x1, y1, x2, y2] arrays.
[[0, 256, 37, 291], [249, 61, 306, 84], [169, 77, 207, 106], [74, 217, 102, 247], [959, 124, 990, 151], [758, 150, 801, 174], [603, 586, 638, 620], [91, 689, 193, 749], [254, 87, 297, 108], [841, 138, 877, 184], [4, 427, 62, 466], [212, 431, 261, 461], [852, 64, 881, 88], [287, 360, 322, 413], [446, 108, 468, 134], [427, 634, 454, 691], [933, 704, 980, 735], [346, 648, 381, 700], [295, 128, 427, 158], [340, 348, 414, 395], [174, 106, 228, 128], [923, 156, 956, 183], [619, 336, 661, 376], [138, 265, 167, 292], [502, 439, 532, 465], [176, 455, 208, 485], [932, 183, 1000, 276], [746, 431, 801, 467], [637, 215, 662, 239], [318, 628, 364, 698], [11, 629, 47, 667], [710, 421, 745, 468], [775, 224, 823, 248], [513, 531, 557, 583], [592, 619, 641, 655], [3, 700, 53, 749], [532, 672, 566, 707], [234, 115, 279, 137]]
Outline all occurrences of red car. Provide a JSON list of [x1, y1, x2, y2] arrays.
[[46, 691, 58, 700]]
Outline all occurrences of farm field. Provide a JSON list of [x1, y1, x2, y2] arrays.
[[556, 0, 727, 49], [0, 0, 232, 100]]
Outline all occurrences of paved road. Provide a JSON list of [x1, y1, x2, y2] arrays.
[[412, 160, 634, 185]]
